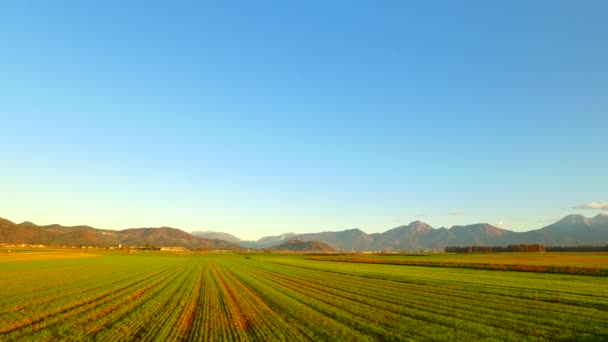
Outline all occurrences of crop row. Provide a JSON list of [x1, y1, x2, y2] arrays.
[[236, 256, 608, 340]]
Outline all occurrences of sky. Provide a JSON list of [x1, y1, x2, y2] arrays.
[[1, 1, 607, 240]]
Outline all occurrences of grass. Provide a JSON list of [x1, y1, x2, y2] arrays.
[[1, 249, 607, 341]]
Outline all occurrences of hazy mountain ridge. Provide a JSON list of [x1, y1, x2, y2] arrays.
[[190, 231, 243, 244], [0, 218, 242, 250], [191, 231, 299, 249], [269, 239, 335, 252]]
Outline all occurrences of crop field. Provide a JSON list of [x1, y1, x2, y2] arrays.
[[1, 250, 608, 341]]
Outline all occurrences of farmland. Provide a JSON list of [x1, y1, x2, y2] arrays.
[[1, 250, 608, 341]]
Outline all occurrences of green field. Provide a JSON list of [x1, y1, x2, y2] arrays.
[[1, 250, 608, 341]]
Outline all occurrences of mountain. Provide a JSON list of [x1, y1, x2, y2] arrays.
[[592, 213, 608, 225], [439, 224, 513, 247], [369, 221, 433, 251], [519, 214, 608, 246], [269, 239, 335, 252], [0, 218, 242, 250]]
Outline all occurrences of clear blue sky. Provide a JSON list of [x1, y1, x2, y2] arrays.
[[1, 1, 607, 239]]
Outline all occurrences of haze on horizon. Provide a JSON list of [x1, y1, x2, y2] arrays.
[[1, 1, 607, 241]]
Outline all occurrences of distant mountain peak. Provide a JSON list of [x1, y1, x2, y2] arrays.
[[408, 220, 432, 230], [339, 228, 367, 236], [556, 214, 590, 226], [277, 232, 297, 238], [591, 213, 608, 224], [449, 223, 508, 235], [410, 220, 428, 224]]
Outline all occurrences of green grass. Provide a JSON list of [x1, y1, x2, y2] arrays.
[[1, 250, 607, 341]]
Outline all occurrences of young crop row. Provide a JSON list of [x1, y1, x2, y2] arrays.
[[269, 256, 608, 309], [1, 256, 194, 341], [238, 256, 608, 340], [2, 252, 608, 341]]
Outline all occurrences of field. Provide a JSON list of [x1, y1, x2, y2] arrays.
[[1, 250, 608, 341]]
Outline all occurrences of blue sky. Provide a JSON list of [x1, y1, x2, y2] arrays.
[[1, 1, 607, 239]]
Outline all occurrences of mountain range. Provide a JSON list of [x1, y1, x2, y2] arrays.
[[0, 218, 241, 250], [2, 213, 608, 251], [193, 214, 608, 251]]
